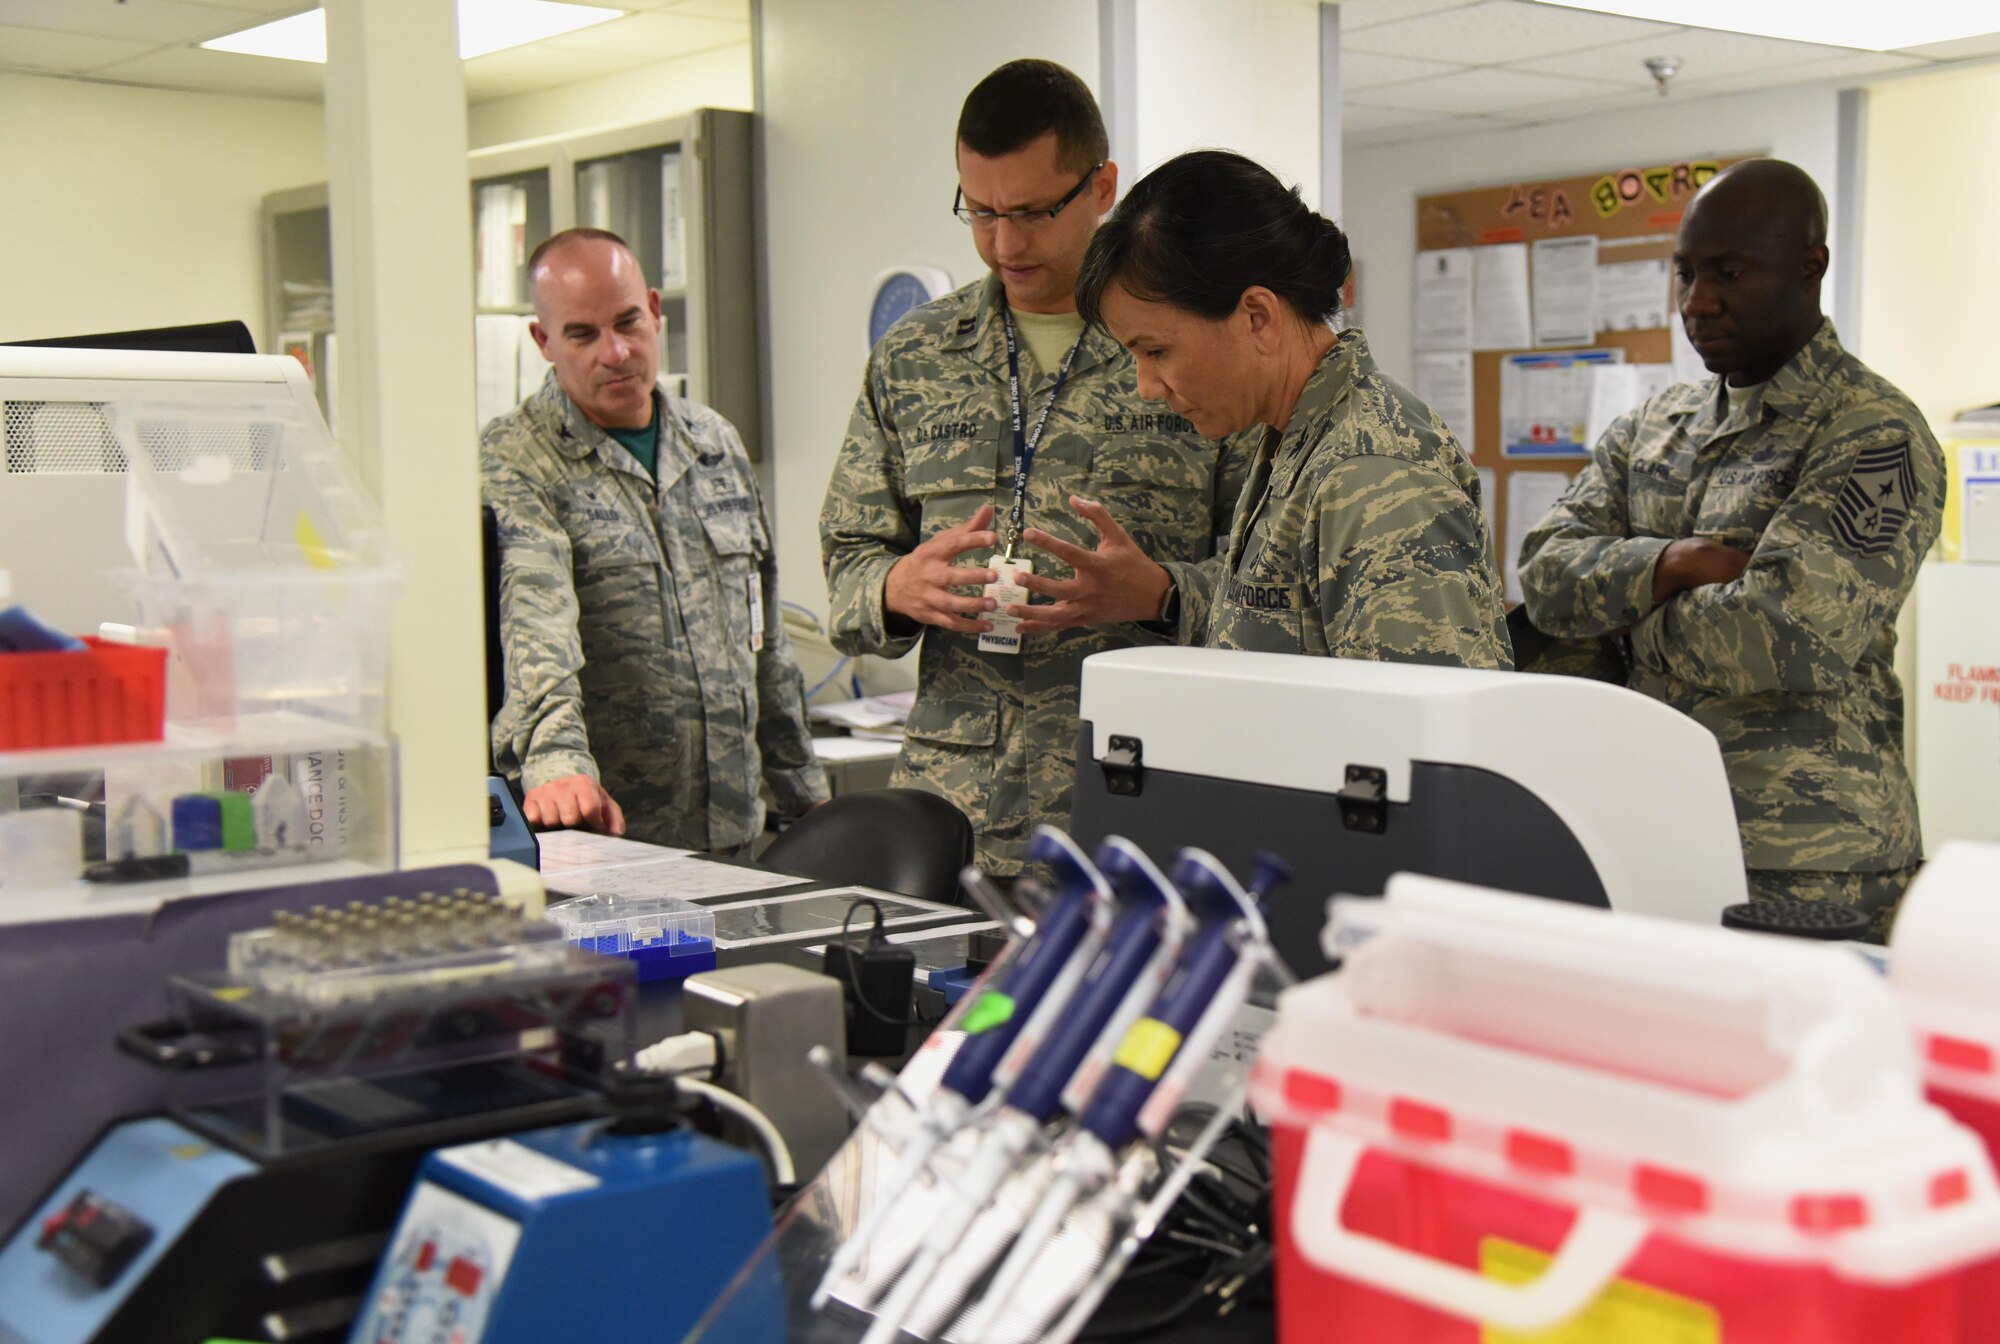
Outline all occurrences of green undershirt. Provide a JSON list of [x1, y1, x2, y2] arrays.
[[606, 416, 659, 478]]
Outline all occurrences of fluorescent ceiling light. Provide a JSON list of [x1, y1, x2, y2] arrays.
[[201, 0, 623, 65], [1535, 1, 2000, 51]]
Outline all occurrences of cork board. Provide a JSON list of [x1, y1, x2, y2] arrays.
[[1414, 155, 1750, 596]]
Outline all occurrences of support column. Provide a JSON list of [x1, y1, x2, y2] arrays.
[[324, 0, 488, 863], [1321, 3, 1343, 221], [1098, 0, 1138, 179]]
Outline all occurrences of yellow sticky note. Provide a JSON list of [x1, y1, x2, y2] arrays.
[[1112, 1017, 1182, 1082], [1481, 1238, 1719, 1344]]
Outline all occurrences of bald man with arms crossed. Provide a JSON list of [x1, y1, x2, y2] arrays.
[[485, 227, 826, 852], [1519, 159, 1943, 939]]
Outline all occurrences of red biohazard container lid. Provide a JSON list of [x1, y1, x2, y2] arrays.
[[1892, 844, 2000, 1106], [1251, 874, 2000, 1308]]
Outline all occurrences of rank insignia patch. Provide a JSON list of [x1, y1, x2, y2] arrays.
[[1831, 440, 1915, 556]]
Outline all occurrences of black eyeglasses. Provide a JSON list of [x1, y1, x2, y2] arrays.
[[953, 162, 1104, 230]]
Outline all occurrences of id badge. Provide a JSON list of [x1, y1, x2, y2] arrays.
[[748, 572, 765, 652], [978, 557, 1032, 656]]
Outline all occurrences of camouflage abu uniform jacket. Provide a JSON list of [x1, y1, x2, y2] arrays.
[[1197, 329, 1512, 668], [1519, 321, 1943, 876], [822, 275, 1256, 875], [486, 373, 827, 852]]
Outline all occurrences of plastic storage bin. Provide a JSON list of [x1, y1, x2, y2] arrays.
[[545, 892, 717, 982], [1250, 874, 2000, 1344], [1891, 842, 2000, 1335], [110, 393, 397, 734], [0, 637, 165, 750]]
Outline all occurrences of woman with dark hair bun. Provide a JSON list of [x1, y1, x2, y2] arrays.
[[1015, 150, 1510, 667]]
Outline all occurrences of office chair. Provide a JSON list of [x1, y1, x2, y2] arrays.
[[758, 789, 974, 905]]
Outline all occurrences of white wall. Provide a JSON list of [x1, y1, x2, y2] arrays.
[[1343, 84, 1844, 387], [0, 72, 325, 345], [1134, 0, 1323, 204], [1858, 62, 2000, 431], [466, 42, 753, 149], [756, 0, 1100, 618]]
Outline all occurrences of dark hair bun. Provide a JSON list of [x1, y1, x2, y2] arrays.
[[1077, 150, 1350, 328]]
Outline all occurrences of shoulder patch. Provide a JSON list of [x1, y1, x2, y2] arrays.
[[1830, 440, 1916, 556]]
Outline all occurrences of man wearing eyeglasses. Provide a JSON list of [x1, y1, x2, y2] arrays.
[[820, 59, 1254, 876]]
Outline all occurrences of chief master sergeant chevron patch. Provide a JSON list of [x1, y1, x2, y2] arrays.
[[1831, 439, 1916, 556]]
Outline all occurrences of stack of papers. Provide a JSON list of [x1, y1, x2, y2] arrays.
[[808, 690, 914, 739], [536, 828, 809, 902]]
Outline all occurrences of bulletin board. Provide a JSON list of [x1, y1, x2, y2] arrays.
[[1413, 154, 1748, 599]]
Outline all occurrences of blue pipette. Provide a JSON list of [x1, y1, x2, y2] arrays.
[[859, 838, 1192, 1344], [811, 826, 1112, 1310], [955, 849, 1285, 1344]]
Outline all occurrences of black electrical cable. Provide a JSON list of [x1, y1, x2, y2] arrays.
[[1080, 1104, 1275, 1341]]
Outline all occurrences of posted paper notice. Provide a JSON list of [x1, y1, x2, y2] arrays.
[[1500, 349, 1623, 457], [1473, 243, 1533, 351], [1531, 236, 1598, 347], [1415, 350, 1476, 451], [1597, 257, 1673, 332], [1416, 248, 1475, 352], [1671, 317, 1709, 383], [1583, 363, 1676, 451]]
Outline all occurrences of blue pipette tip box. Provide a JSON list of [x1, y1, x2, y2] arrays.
[[546, 893, 717, 983]]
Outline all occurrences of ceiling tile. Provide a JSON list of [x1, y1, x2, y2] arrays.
[[1511, 24, 1848, 87], [1663, 49, 1927, 98], [1894, 31, 2000, 61], [1338, 0, 1482, 32], [1342, 49, 1466, 90], [1346, 0, 1676, 64], [0, 24, 154, 71], [539, 9, 744, 57], [0, 0, 263, 43], [1502, 84, 1661, 122], [1349, 113, 1519, 148], [83, 42, 323, 99], [1355, 64, 1624, 115], [1343, 101, 1460, 133], [462, 42, 621, 100]]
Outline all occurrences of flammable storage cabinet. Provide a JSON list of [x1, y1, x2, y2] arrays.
[[1071, 647, 1747, 975], [1250, 874, 2000, 1344], [1912, 559, 2000, 852]]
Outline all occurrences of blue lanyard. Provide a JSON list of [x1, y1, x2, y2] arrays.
[[999, 303, 1086, 559]]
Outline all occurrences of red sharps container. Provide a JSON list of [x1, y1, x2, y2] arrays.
[[1251, 873, 2000, 1344]]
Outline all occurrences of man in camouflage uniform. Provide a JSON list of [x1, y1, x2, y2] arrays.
[[487, 228, 826, 852], [820, 60, 1253, 875], [1519, 160, 1943, 936]]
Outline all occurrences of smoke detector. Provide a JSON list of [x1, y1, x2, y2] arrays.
[[1645, 55, 1683, 96]]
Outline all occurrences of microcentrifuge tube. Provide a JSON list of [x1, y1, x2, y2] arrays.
[[109, 796, 168, 861]]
